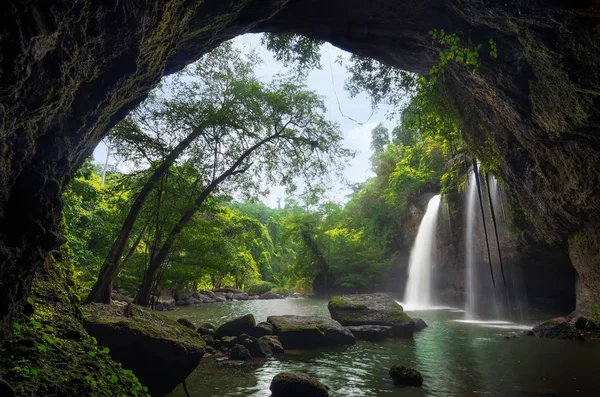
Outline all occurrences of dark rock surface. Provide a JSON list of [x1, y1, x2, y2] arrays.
[[270, 372, 329, 397], [267, 315, 355, 349], [346, 325, 393, 341], [260, 291, 283, 300], [83, 303, 205, 397], [260, 335, 285, 355], [389, 364, 423, 387], [229, 344, 252, 360], [177, 318, 196, 330], [413, 318, 428, 332], [253, 321, 274, 337], [214, 314, 256, 339], [532, 317, 584, 340], [328, 294, 415, 337]]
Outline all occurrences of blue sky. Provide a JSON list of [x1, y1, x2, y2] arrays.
[[93, 34, 398, 207]]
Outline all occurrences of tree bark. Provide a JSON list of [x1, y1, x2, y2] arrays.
[[85, 126, 205, 304], [134, 133, 280, 306]]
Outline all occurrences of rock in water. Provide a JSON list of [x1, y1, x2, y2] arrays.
[[253, 321, 273, 337], [214, 314, 256, 339], [346, 325, 393, 341], [83, 303, 205, 397], [413, 318, 428, 331], [389, 364, 423, 387], [177, 318, 196, 330], [259, 335, 285, 354], [260, 291, 283, 299], [267, 315, 355, 349], [328, 293, 415, 337], [229, 344, 252, 360], [270, 372, 329, 397], [532, 317, 583, 339]]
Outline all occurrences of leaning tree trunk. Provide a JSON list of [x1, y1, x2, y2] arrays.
[[85, 127, 205, 304], [134, 134, 279, 306]]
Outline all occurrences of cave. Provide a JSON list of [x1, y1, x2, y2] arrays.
[[1, 0, 599, 350]]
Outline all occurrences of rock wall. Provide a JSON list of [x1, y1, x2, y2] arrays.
[[1, 0, 599, 336]]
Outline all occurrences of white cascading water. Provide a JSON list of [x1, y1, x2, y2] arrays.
[[404, 194, 442, 309], [465, 170, 478, 319]]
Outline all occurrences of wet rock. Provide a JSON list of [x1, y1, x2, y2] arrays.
[[389, 364, 423, 387], [220, 336, 237, 348], [197, 324, 215, 336], [413, 318, 428, 331], [229, 344, 252, 360], [328, 293, 414, 337], [573, 316, 598, 330], [177, 318, 196, 330], [346, 325, 393, 341], [260, 291, 283, 300], [214, 295, 227, 302], [214, 314, 256, 339], [201, 335, 215, 345], [389, 364, 423, 386], [232, 292, 250, 301], [522, 329, 535, 336], [267, 315, 355, 349], [252, 321, 273, 337], [532, 317, 583, 339], [83, 303, 205, 397], [260, 335, 285, 354], [198, 290, 215, 298], [270, 372, 329, 397]]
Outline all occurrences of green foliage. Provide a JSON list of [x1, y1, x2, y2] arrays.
[[245, 281, 275, 295]]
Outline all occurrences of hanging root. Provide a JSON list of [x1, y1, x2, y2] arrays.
[[485, 173, 507, 287], [473, 160, 495, 287]]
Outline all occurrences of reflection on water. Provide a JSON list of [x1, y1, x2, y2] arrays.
[[166, 299, 600, 397]]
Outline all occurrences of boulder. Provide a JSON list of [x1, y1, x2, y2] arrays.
[[214, 287, 244, 294], [260, 291, 283, 300], [229, 344, 252, 360], [532, 317, 584, 339], [260, 335, 285, 354], [198, 290, 216, 298], [328, 293, 415, 337], [232, 292, 250, 300], [83, 303, 205, 397], [267, 315, 355, 349], [346, 325, 393, 341], [214, 295, 227, 302], [220, 336, 237, 348], [414, 318, 428, 331], [253, 322, 273, 337], [197, 324, 215, 336], [201, 335, 215, 345], [177, 318, 196, 330], [270, 372, 329, 397], [573, 316, 598, 330], [236, 333, 273, 357], [225, 292, 234, 300], [389, 364, 423, 387], [214, 314, 256, 339]]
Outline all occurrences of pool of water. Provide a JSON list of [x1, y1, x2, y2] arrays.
[[165, 299, 600, 397]]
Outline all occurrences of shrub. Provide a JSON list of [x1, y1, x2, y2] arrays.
[[245, 281, 275, 295]]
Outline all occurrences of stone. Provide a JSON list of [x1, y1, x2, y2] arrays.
[[270, 372, 329, 397], [573, 316, 597, 330], [267, 315, 355, 349], [260, 291, 283, 299], [252, 321, 273, 337], [177, 318, 196, 330], [214, 295, 227, 302], [414, 318, 428, 331], [220, 336, 237, 348], [260, 335, 285, 355], [389, 364, 423, 387], [532, 317, 583, 339], [201, 335, 215, 345], [247, 337, 273, 357], [522, 330, 535, 336], [214, 287, 244, 294], [229, 344, 252, 360], [346, 325, 393, 341], [83, 303, 205, 397], [197, 325, 215, 336], [198, 290, 216, 298], [328, 293, 414, 337], [214, 314, 256, 339], [232, 292, 250, 300]]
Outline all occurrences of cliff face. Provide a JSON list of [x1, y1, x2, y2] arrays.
[[0, 0, 599, 336]]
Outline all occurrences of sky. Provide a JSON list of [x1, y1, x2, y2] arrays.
[[92, 34, 397, 208]]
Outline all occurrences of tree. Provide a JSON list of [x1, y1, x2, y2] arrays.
[[370, 123, 390, 154]]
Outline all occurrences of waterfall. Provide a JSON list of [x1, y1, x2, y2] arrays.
[[404, 194, 441, 309], [465, 170, 477, 319]]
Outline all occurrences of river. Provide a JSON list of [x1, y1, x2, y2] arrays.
[[165, 298, 600, 397]]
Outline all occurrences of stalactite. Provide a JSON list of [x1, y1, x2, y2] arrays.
[[472, 160, 495, 287], [485, 173, 507, 287]]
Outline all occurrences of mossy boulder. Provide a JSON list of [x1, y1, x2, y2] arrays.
[[389, 364, 423, 387], [270, 372, 329, 397], [0, 247, 150, 396], [328, 293, 415, 337], [177, 318, 196, 330], [229, 344, 252, 360], [532, 317, 583, 339], [414, 318, 428, 331], [214, 314, 256, 339], [83, 303, 205, 397], [267, 315, 355, 349], [346, 325, 394, 341], [253, 321, 274, 337], [260, 335, 285, 354]]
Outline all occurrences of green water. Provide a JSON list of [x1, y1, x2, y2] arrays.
[[165, 299, 600, 397]]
